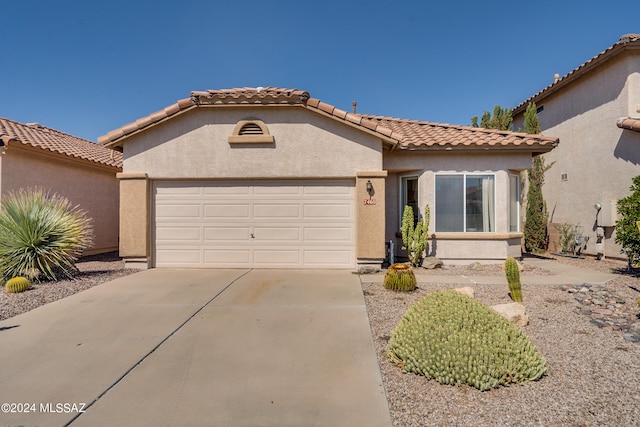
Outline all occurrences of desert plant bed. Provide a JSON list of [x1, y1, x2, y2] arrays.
[[360, 256, 640, 426]]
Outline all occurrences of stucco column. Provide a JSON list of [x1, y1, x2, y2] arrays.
[[117, 172, 150, 269], [356, 170, 388, 266]]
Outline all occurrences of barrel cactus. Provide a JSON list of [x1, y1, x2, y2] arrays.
[[384, 263, 417, 292], [5, 277, 31, 293], [388, 290, 547, 391], [505, 257, 523, 302]]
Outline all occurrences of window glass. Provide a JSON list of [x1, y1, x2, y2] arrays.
[[435, 174, 495, 232], [401, 176, 419, 226], [435, 175, 463, 231], [509, 174, 520, 232]]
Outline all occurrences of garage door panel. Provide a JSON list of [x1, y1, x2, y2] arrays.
[[304, 227, 351, 242], [156, 204, 200, 218], [303, 184, 350, 195], [204, 249, 251, 264], [204, 204, 250, 219], [253, 204, 300, 219], [303, 204, 351, 219], [254, 250, 300, 265], [156, 226, 201, 241], [253, 185, 302, 196], [204, 227, 250, 241], [154, 180, 355, 268], [156, 249, 201, 265], [204, 185, 251, 196], [303, 250, 353, 266], [254, 227, 301, 241], [156, 184, 201, 195]]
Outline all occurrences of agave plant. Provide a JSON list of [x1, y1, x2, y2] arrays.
[[0, 188, 93, 281]]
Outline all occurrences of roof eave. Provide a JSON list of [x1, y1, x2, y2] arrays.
[[10, 141, 122, 171], [397, 143, 557, 153]]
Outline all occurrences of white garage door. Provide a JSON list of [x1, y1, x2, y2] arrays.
[[153, 180, 355, 268]]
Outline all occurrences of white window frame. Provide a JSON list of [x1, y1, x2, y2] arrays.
[[434, 173, 497, 233]]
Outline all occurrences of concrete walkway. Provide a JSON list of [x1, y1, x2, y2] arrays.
[[0, 269, 392, 427], [359, 257, 618, 286]]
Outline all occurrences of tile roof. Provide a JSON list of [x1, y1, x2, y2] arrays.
[[0, 118, 122, 168], [99, 86, 557, 152], [513, 34, 640, 115], [362, 115, 558, 151], [617, 117, 640, 132]]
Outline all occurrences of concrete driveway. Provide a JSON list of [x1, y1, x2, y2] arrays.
[[0, 269, 392, 427]]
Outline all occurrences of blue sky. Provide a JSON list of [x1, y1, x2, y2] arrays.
[[1, 0, 638, 142]]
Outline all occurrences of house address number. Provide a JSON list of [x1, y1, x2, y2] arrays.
[[364, 199, 377, 205]]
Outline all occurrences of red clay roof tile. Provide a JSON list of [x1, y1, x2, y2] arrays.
[[99, 86, 558, 152], [0, 118, 122, 168], [617, 117, 640, 132]]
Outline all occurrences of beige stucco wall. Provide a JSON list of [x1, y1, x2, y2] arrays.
[[384, 151, 532, 263], [356, 171, 387, 262], [122, 107, 383, 178], [117, 173, 149, 264], [513, 50, 640, 259], [0, 145, 120, 255]]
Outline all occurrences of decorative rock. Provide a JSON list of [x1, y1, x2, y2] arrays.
[[562, 283, 640, 343], [354, 266, 380, 274], [453, 287, 475, 299], [468, 262, 484, 271], [491, 302, 529, 327], [422, 257, 443, 269]]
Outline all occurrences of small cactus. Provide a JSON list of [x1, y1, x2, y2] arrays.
[[5, 277, 31, 293], [505, 257, 523, 302], [384, 263, 417, 292]]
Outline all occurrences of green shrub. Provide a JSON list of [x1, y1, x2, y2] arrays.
[[5, 276, 31, 293], [0, 188, 93, 282], [384, 263, 417, 292], [504, 257, 523, 302], [388, 290, 546, 391], [554, 222, 581, 254], [615, 176, 640, 267]]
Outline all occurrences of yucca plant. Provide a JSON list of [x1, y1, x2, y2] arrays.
[[0, 188, 93, 282]]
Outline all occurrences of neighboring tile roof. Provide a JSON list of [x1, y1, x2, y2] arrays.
[[513, 34, 640, 115], [0, 118, 122, 168], [617, 117, 640, 132], [99, 86, 557, 152]]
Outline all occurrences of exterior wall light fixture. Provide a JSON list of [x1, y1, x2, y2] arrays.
[[366, 180, 374, 197]]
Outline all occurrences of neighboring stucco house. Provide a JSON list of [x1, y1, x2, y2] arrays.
[[513, 34, 640, 259], [100, 87, 557, 269], [0, 118, 122, 255]]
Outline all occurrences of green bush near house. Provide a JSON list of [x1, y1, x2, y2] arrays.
[[615, 176, 640, 267], [0, 188, 93, 282], [388, 290, 547, 391]]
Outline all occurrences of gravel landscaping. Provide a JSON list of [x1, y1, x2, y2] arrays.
[[0, 252, 136, 321], [2, 252, 640, 425], [361, 255, 640, 426]]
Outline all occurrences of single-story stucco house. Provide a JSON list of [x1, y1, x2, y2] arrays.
[[99, 87, 558, 269], [0, 118, 122, 255]]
